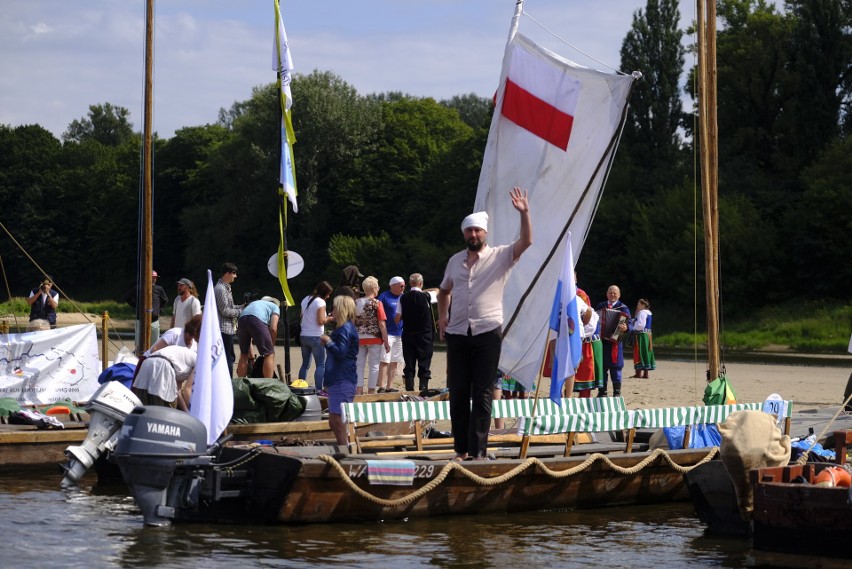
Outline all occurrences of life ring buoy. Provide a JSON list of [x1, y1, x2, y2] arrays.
[[814, 466, 852, 488]]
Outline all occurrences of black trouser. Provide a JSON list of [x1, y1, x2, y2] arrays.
[[446, 327, 502, 458], [402, 332, 434, 391], [222, 332, 236, 378]]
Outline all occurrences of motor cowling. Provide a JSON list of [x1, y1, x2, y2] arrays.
[[61, 381, 143, 487], [112, 406, 209, 526]]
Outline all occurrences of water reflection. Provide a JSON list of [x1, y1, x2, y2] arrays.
[[0, 473, 751, 569]]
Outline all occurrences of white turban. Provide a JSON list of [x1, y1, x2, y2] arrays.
[[461, 211, 488, 233]]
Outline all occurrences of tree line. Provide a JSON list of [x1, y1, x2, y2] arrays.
[[1, 0, 849, 333]]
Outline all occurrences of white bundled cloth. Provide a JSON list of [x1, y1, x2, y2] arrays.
[[718, 410, 791, 519]]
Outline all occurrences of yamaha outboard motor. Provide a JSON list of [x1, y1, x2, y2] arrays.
[[61, 381, 143, 487], [112, 406, 209, 526]]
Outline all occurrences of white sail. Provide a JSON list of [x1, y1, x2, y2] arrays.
[[474, 33, 637, 388]]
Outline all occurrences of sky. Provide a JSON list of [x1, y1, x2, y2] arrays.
[[0, 1, 746, 140]]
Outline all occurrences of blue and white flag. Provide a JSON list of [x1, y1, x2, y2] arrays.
[[273, 0, 298, 214], [548, 233, 583, 405], [190, 270, 233, 445]]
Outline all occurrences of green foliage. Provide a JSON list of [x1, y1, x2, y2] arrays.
[[619, 0, 687, 193], [62, 103, 135, 146], [655, 301, 852, 352]]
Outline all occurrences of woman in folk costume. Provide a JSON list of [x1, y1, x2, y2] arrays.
[[631, 298, 656, 378], [572, 285, 603, 397]]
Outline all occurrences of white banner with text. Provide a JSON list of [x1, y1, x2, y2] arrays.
[[1, 324, 102, 405]]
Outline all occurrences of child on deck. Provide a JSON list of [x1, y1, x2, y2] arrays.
[[321, 295, 359, 447]]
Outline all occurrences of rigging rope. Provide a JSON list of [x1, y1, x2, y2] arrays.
[[795, 394, 852, 465], [521, 10, 625, 75], [0, 219, 129, 353]]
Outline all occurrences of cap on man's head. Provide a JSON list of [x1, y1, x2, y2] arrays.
[[177, 278, 194, 288], [152, 270, 158, 278], [261, 295, 281, 307], [42, 277, 52, 285], [389, 276, 405, 286], [461, 211, 488, 233]]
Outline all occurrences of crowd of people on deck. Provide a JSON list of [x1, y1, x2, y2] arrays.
[[32, 186, 657, 454]]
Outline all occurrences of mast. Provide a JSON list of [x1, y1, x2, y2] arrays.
[[696, 0, 721, 381], [138, 0, 154, 355], [507, 0, 524, 43]]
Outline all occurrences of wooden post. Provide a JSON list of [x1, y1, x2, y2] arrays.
[[101, 311, 109, 370], [137, 0, 155, 356], [697, 0, 721, 382], [518, 328, 552, 458]]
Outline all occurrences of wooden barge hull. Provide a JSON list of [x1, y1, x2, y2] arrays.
[[198, 446, 715, 524], [751, 463, 852, 561]]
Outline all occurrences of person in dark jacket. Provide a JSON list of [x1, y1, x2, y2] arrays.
[[395, 273, 435, 391], [27, 277, 59, 331], [124, 270, 169, 353]]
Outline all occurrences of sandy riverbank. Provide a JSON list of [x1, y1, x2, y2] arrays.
[[271, 344, 851, 413], [13, 314, 850, 413]]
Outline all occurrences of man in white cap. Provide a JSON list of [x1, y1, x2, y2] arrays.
[[437, 186, 532, 460], [377, 276, 405, 392]]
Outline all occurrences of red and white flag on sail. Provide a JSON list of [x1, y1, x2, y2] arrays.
[[475, 34, 637, 389], [501, 45, 581, 150]]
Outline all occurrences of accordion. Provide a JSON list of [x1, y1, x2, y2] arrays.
[[597, 308, 628, 342]]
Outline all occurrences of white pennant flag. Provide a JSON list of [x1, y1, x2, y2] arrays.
[[190, 269, 233, 445]]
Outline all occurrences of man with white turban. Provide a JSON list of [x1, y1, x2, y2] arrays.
[[437, 186, 533, 460]]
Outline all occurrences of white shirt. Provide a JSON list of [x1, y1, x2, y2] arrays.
[[300, 295, 327, 337], [173, 295, 201, 329]]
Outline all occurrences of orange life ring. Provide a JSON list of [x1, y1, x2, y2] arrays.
[[813, 466, 852, 488]]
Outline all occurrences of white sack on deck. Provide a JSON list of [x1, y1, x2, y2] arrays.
[[474, 34, 637, 388], [718, 410, 791, 520]]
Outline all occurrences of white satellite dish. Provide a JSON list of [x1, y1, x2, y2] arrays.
[[267, 250, 304, 279]]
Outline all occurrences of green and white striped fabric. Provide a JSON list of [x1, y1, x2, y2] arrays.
[[490, 396, 626, 418], [524, 411, 633, 434], [523, 401, 794, 436], [342, 396, 627, 424], [630, 402, 761, 429], [341, 400, 452, 424]]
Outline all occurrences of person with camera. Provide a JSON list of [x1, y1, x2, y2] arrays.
[[27, 277, 59, 331]]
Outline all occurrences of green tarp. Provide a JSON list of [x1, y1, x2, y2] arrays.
[[230, 377, 304, 424]]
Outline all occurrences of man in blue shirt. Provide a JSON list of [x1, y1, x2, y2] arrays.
[[236, 296, 280, 378], [377, 276, 404, 392]]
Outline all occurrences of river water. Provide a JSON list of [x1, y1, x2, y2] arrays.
[[7, 352, 847, 569], [1, 469, 751, 569]]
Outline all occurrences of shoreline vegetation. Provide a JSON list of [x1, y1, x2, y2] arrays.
[[2, 298, 850, 355]]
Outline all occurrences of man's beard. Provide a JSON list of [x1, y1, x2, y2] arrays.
[[466, 237, 484, 252]]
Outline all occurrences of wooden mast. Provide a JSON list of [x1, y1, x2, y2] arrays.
[[696, 0, 721, 381], [138, 0, 155, 355]]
